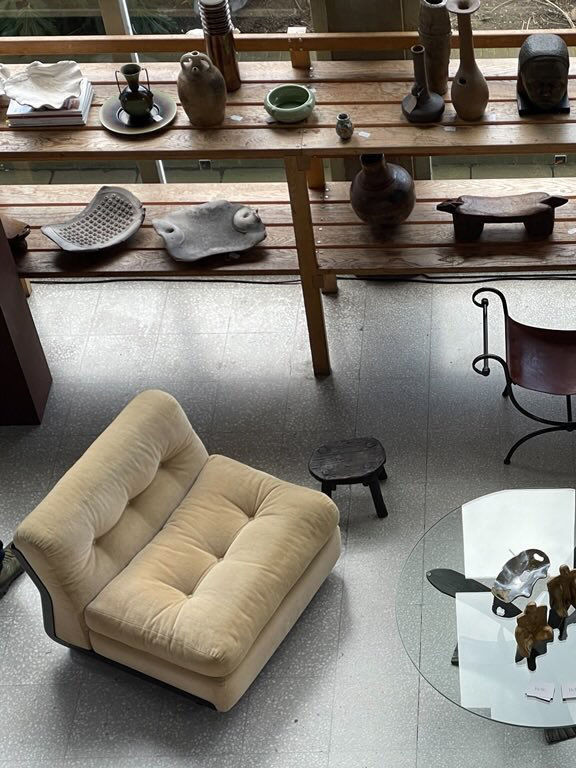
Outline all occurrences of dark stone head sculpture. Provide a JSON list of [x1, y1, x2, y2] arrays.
[[517, 33, 570, 115]]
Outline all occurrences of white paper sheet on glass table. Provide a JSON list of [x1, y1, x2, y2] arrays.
[[456, 591, 576, 727], [461, 488, 575, 580]]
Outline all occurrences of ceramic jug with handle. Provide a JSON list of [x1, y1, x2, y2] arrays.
[[177, 51, 226, 128], [116, 63, 154, 123]]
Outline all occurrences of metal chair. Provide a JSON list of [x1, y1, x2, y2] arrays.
[[472, 287, 576, 464]]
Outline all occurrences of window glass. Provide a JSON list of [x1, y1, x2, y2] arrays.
[[126, 0, 310, 35], [1, 0, 103, 37]]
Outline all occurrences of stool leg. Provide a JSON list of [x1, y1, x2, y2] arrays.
[[378, 466, 388, 482], [368, 478, 388, 519], [321, 481, 334, 498]]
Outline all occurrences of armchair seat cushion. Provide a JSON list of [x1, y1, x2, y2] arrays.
[[85, 454, 339, 678]]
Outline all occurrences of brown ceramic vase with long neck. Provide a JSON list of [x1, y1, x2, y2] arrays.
[[350, 154, 416, 232], [402, 44, 445, 123], [447, 0, 489, 121]]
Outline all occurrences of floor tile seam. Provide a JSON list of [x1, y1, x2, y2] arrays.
[[145, 282, 171, 370], [326, 534, 353, 755], [48, 387, 82, 480], [350, 280, 368, 406], [276, 373, 291, 434], [80, 282, 107, 338], [0, 610, 16, 665], [422, 285, 436, 529], [55, 677, 83, 762], [353, 282, 369, 389], [204, 371, 225, 437], [238, 684, 255, 759]]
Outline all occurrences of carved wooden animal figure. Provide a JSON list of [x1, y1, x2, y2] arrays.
[[437, 192, 568, 242], [548, 565, 576, 618], [515, 602, 553, 660]]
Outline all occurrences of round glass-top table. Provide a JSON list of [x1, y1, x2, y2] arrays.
[[396, 488, 576, 743]]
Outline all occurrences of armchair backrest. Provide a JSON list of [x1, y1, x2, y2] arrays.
[[13, 389, 208, 649]]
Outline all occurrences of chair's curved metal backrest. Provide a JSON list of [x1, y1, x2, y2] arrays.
[[473, 287, 576, 397], [506, 317, 576, 396]]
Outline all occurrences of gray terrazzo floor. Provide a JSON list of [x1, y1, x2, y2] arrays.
[[1, 275, 576, 767]]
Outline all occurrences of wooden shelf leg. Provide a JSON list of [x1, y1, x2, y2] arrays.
[[20, 278, 32, 298], [321, 274, 338, 295], [287, 26, 312, 70], [307, 157, 326, 190], [0, 229, 52, 425], [285, 156, 330, 377]]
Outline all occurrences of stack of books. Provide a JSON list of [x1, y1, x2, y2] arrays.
[[6, 78, 94, 128]]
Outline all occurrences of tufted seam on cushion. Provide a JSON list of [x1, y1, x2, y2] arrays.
[[185, 558, 219, 598], [220, 518, 251, 552], [85, 608, 227, 663], [251, 485, 280, 519]]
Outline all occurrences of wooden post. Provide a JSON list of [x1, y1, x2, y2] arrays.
[[321, 274, 338, 294], [285, 156, 331, 376], [287, 26, 312, 69], [0, 223, 51, 424], [307, 157, 326, 190]]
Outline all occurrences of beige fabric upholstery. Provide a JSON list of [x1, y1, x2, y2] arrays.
[[14, 389, 341, 707], [90, 528, 341, 711], [86, 455, 339, 677], [14, 390, 208, 648]]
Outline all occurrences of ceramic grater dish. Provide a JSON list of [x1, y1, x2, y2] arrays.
[[42, 187, 145, 252]]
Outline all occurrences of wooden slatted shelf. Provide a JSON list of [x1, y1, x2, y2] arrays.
[[5, 58, 576, 160], [8, 180, 576, 279]]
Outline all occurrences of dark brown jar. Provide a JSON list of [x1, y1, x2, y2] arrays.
[[350, 154, 416, 230]]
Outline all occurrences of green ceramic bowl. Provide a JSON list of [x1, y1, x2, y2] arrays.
[[264, 84, 316, 123]]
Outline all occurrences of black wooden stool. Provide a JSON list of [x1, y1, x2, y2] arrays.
[[308, 437, 388, 518]]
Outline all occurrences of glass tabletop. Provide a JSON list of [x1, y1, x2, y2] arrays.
[[396, 488, 576, 729]]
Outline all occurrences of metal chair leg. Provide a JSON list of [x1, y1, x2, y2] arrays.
[[502, 384, 510, 398], [504, 425, 568, 465]]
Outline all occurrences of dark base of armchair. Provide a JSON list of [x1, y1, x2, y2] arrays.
[[12, 545, 215, 709], [71, 647, 216, 709]]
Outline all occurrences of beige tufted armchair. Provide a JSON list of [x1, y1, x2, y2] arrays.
[[13, 390, 340, 711]]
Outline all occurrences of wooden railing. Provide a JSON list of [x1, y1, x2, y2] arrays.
[[1, 29, 576, 58]]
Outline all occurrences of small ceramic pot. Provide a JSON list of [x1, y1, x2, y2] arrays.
[[264, 84, 315, 123], [336, 112, 354, 140]]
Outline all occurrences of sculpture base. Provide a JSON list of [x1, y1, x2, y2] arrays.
[[402, 92, 445, 124], [515, 640, 550, 671], [548, 607, 576, 642], [517, 90, 570, 117]]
